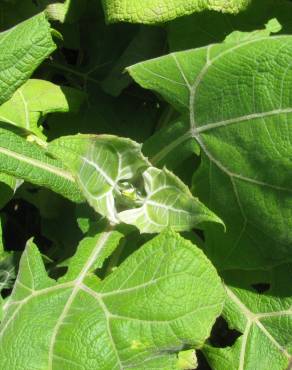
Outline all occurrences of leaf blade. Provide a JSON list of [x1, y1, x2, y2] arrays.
[[0, 230, 224, 369], [0, 13, 56, 105]]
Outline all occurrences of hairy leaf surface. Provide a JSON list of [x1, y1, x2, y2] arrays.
[[128, 34, 292, 269], [0, 13, 56, 105], [204, 267, 292, 369], [49, 134, 150, 224], [102, 0, 251, 24], [118, 167, 221, 233], [49, 134, 221, 232], [0, 127, 82, 202], [0, 230, 224, 369]]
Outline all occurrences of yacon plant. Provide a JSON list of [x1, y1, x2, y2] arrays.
[[0, 1, 292, 369]]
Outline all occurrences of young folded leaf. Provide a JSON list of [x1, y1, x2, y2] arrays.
[[128, 33, 292, 269], [119, 167, 222, 233], [0, 13, 56, 105], [49, 134, 222, 232], [102, 0, 251, 25], [0, 230, 225, 369], [0, 79, 86, 138], [49, 134, 150, 224]]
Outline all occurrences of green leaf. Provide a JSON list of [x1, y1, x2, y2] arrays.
[[0, 229, 224, 369], [177, 350, 198, 369], [0, 13, 56, 105], [128, 33, 292, 269], [101, 26, 165, 97], [119, 167, 222, 233], [0, 127, 83, 203], [0, 174, 16, 209], [0, 79, 85, 138], [45, 88, 159, 143], [102, 0, 251, 24], [204, 266, 292, 369], [167, 0, 292, 52], [0, 216, 17, 298], [49, 134, 150, 224], [49, 134, 221, 232], [45, 0, 87, 23]]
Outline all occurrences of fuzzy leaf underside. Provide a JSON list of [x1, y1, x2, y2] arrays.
[[49, 134, 222, 232]]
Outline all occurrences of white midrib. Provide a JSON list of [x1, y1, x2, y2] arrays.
[[149, 38, 292, 194], [47, 230, 113, 370], [0, 146, 75, 182], [225, 286, 291, 369]]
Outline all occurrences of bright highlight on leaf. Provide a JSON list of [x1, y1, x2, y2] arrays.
[[102, 0, 251, 24], [0, 230, 224, 369], [0, 79, 85, 138], [49, 134, 222, 232], [0, 2, 291, 369]]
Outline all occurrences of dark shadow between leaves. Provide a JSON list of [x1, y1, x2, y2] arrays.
[[168, 0, 292, 52], [209, 316, 242, 348], [251, 282, 271, 294], [222, 264, 292, 299]]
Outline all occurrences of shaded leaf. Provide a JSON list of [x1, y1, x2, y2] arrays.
[[102, 0, 251, 25], [0, 174, 16, 210], [0, 79, 85, 138], [0, 13, 56, 105], [167, 0, 292, 51]]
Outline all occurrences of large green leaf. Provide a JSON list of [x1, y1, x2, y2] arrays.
[[0, 229, 224, 369], [0, 79, 85, 138], [49, 134, 221, 232], [128, 33, 292, 269], [0, 13, 56, 105], [102, 0, 251, 25], [0, 127, 82, 202], [204, 266, 292, 369]]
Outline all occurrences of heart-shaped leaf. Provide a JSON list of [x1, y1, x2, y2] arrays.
[[0, 230, 225, 369], [128, 32, 292, 269]]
